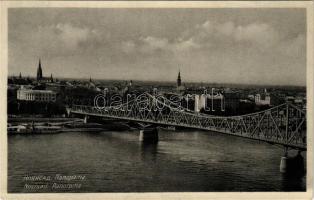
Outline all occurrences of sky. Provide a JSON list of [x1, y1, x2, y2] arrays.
[[8, 8, 306, 86]]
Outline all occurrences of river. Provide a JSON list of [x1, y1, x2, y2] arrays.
[[8, 129, 306, 192]]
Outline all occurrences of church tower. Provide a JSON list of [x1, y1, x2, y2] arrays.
[[37, 59, 43, 81], [177, 70, 182, 87]]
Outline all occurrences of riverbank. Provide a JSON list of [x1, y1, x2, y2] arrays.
[[8, 117, 82, 123], [7, 116, 133, 135]]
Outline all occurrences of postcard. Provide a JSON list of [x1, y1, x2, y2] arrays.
[[0, 1, 313, 200]]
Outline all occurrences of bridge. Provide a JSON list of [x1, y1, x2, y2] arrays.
[[67, 92, 306, 151]]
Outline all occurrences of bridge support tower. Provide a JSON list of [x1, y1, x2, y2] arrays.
[[280, 148, 305, 174], [139, 128, 158, 143]]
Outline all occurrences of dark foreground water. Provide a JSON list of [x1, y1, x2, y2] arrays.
[[8, 130, 306, 192]]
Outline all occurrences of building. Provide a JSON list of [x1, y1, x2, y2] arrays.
[[37, 59, 43, 81], [285, 96, 295, 103], [194, 94, 224, 113], [35, 59, 55, 83], [254, 90, 271, 105], [224, 92, 240, 114], [17, 89, 57, 102], [46, 83, 65, 94], [194, 94, 206, 112], [176, 70, 185, 92], [177, 70, 181, 87]]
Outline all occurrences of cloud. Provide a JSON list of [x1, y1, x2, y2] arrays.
[[189, 20, 281, 50], [18, 23, 101, 57], [114, 19, 305, 85], [138, 36, 178, 55], [174, 38, 200, 51], [9, 9, 306, 86], [123, 35, 200, 55], [141, 36, 169, 49], [122, 19, 304, 60], [55, 23, 93, 49], [121, 40, 136, 53], [233, 23, 279, 48], [215, 21, 235, 36]]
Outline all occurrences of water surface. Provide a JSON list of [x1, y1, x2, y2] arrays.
[[8, 130, 306, 192]]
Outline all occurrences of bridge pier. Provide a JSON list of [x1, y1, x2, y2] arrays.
[[280, 156, 288, 173], [83, 115, 89, 124], [139, 128, 158, 143], [66, 107, 71, 117], [280, 150, 305, 174]]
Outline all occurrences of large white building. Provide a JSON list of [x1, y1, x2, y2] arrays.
[[254, 88, 271, 106], [194, 94, 207, 112], [254, 93, 271, 105], [17, 89, 57, 102], [194, 94, 224, 112]]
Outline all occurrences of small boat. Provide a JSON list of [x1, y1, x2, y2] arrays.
[[32, 125, 62, 134], [7, 124, 62, 135], [8, 125, 31, 134]]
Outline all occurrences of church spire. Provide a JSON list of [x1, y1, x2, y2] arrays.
[[37, 58, 43, 81], [177, 69, 181, 87]]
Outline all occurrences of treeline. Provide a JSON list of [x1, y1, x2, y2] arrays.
[[200, 102, 271, 116], [8, 100, 66, 116], [63, 87, 100, 106]]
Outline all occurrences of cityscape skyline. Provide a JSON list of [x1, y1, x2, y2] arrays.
[[9, 8, 306, 86], [11, 58, 306, 88]]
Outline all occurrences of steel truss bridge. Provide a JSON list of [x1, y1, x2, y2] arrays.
[[68, 93, 306, 150]]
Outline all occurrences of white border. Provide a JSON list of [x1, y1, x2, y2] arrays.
[[0, 1, 313, 200]]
